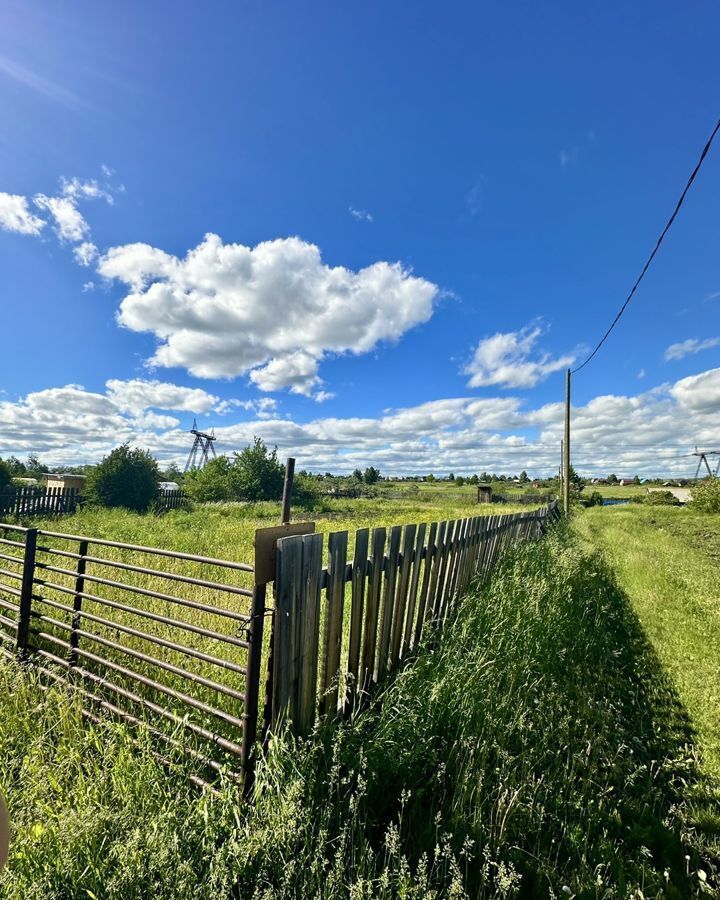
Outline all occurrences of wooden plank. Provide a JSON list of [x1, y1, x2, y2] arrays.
[[254, 521, 315, 585], [462, 517, 480, 593], [402, 522, 425, 657], [298, 533, 323, 734], [445, 517, 467, 615], [454, 517, 472, 601], [478, 515, 496, 579], [427, 520, 447, 623], [319, 530, 348, 717], [488, 515, 501, 574], [376, 525, 401, 681], [434, 519, 455, 620], [390, 523, 416, 668], [360, 527, 385, 692], [272, 534, 303, 727], [346, 528, 369, 705], [470, 516, 484, 583], [413, 521, 437, 647]]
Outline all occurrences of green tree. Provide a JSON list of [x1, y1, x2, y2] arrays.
[[26, 455, 48, 477], [0, 459, 12, 490], [184, 456, 236, 502], [692, 478, 720, 513], [233, 438, 284, 501], [469, 474, 479, 485], [5, 456, 27, 476], [448, 472, 455, 481], [519, 470, 529, 484], [352, 468, 364, 483], [363, 466, 380, 485], [159, 462, 183, 483], [85, 444, 160, 512], [185, 439, 284, 503], [608, 473, 618, 484], [455, 476, 465, 486], [426, 473, 436, 483]]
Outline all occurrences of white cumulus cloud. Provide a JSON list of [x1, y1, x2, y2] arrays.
[[1, 368, 719, 476], [33, 193, 90, 242], [74, 241, 98, 266], [670, 368, 720, 412], [465, 325, 575, 389], [98, 233, 438, 393], [0, 192, 46, 235], [105, 378, 221, 414]]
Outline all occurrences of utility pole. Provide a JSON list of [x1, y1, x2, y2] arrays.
[[559, 440, 564, 496], [563, 368, 571, 514]]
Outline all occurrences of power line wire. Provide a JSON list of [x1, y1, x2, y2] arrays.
[[572, 116, 720, 374]]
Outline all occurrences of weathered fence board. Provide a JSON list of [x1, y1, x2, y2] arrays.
[[271, 502, 560, 735], [346, 527, 369, 703], [0, 501, 562, 791]]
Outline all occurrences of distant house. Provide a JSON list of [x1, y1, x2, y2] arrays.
[[45, 473, 86, 491], [591, 478, 608, 485], [618, 478, 635, 487], [158, 481, 180, 492]]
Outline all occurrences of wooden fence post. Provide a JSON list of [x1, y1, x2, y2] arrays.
[[16, 528, 37, 659]]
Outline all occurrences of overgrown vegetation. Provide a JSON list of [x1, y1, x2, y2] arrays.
[[692, 478, 720, 513], [630, 488, 681, 506], [1, 523, 718, 897], [184, 437, 285, 503], [84, 444, 160, 512]]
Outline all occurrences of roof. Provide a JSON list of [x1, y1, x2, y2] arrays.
[[46, 473, 87, 480]]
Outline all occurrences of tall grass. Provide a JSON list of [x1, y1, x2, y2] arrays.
[[1, 523, 717, 897]]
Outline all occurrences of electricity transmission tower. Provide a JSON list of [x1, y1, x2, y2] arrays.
[[693, 448, 720, 479], [184, 420, 217, 472]]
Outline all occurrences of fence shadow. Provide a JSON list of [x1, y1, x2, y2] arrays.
[[252, 527, 720, 897]]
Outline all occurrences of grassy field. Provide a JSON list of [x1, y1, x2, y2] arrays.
[[581, 483, 649, 498], [2, 521, 718, 897], [575, 504, 720, 780], [0, 495, 530, 788], [19, 493, 520, 562]]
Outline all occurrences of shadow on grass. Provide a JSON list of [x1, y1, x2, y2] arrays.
[[254, 526, 720, 897]]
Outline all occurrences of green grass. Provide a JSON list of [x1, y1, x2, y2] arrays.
[[21, 494, 521, 560], [581, 483, 648, 498], [575, 504, 720, 779], [1, 521, 718, 897], [0, 497, 528, 784]]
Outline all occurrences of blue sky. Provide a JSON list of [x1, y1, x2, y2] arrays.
[[1, 0, 719, 476]]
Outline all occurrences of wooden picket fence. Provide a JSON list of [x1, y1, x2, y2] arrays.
[[0, 501, 560, 791], [0, 486, 81, 518], [269, 501, 561, 735], [0, 487, 185, 518]]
